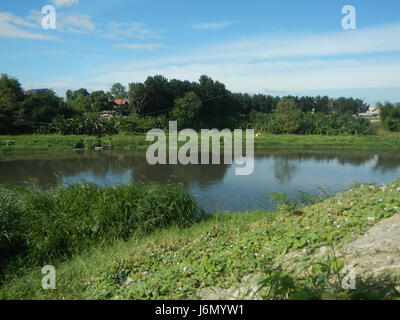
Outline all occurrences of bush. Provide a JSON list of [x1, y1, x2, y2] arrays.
[[37, 114, 119, 135], [379, 102, 400, 132], [0, 183, 199, 279], [119, 114, 168, 133], [251, 111, 373, 135]]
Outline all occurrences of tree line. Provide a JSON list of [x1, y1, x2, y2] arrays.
[[0, 73, 398, 135]]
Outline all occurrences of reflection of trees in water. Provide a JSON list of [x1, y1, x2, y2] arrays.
[[124, 152, 229, 189], [0, 151, 230, 188], [273, 157, 299, 184], [1, 149, 399, 188], [373, 154, 400, 173], [257, 150, 400, 168], [256, 150, 376, 166], [257, 149, 400, 184]]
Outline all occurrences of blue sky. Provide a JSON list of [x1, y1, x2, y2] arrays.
[[0, 0, 399, 105]]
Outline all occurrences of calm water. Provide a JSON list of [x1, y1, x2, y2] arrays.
[[1, 149, 400, 213]]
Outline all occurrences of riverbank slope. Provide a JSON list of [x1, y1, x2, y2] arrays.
[[1, 131, 400, 153], [1, 179, 399, 300]]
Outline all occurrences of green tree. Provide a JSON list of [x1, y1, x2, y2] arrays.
[[89, 90, 113, 112], [170, 91, 202, 128], [273, 98, 304, 134], [20, 90, 71, 131], [128, 75, 174, 116], [0, 74, 25, 133], [70, 95, 91, 114], [379, 102, 400, 132], [110, 83, 128, 100]]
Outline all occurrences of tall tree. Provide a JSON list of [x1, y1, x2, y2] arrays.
[[273, 98, 304, 134], [170, 91, 202, 128], [0, 74, 24, 133], [129, 75, 173, 116], [21, 90, 71, 131], [110, 83, 128, 100]]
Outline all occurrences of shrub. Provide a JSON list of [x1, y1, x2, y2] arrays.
[[379, 102, 400, 132], [119, 114, 168, 133], [251, 111, 373, 135], [0, 183, 199, 279]]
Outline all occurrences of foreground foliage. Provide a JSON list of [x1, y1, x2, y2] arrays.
[[1, 180, 400, 300], [0, 183, 199, 282]]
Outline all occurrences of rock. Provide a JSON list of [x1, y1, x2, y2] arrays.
[[197, 273, 263, 300], [343, 214, 400, 277]]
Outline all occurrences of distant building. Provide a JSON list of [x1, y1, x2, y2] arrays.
[[100, 110, 116, 120], [113, 99, 129, 107], [358, 107, 380, 117]]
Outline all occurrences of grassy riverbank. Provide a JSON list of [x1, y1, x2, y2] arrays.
[[1, 180, 400, 300], [1, 130, 400, 153], [0, 183, 199, 282]]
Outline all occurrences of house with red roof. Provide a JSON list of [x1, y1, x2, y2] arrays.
[[114, 99, 129, 107]]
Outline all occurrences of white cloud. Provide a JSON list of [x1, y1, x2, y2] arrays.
[[97, 21, 162, 40], [28, 11, 159, 40], [81, 24, 400, 97], [160, 24, 400, 65], [44, 49, 70, 55], [23, 23, 400, 103], [50, 0, 79, 8], [58, 13, 95, 33], [114, 43, 168, 51], [28, 10, 95, 34], [194, 21, 237, 30], [0, 12, 58, 40]]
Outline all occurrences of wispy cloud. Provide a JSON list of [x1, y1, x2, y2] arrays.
[[59, 13, 95, 33], [22, 23, 400, 104], [28, 10, 95, 34], [96, 21, 162, 40], [43, 49, 70, 55], [114, 43, 169, 51], [80, 24, 400, 94], [193, 21, 237, 30], [27, 10, 160, 40], [0, 12, 58, 40], [167, 24, 400, 65], [50, 0, 79, 8]]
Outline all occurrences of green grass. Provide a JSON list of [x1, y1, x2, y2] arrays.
[[0, 182, 200, 283], [1, 180, 400, 300], [1, 130, 400, 153], [253, 131, 400, 150], [0, 133, 148, 153]]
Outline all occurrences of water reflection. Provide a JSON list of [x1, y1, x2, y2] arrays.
[[0, 149, 399, 212]]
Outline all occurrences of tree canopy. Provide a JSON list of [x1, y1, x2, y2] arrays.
[[0, 73, 393, 135]]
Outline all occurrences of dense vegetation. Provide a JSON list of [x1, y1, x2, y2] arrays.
[[1, 180, 399, 300], [2, 73, 396, 136], [379, 102, 400, 132], [0, 182, 199, 282], [251, 98, 373, 135]]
